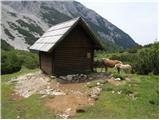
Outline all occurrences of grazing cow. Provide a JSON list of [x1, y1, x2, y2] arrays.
[[101, 58, 122, 72], [115, 63, 132, 73]]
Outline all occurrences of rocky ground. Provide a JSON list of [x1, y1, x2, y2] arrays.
[[8, 71, 126, 118]]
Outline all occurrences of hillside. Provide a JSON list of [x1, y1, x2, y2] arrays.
[[1, 1, 138, 51]]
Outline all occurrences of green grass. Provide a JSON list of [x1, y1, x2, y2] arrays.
[[1, 67, 159, 118], [75, 74, 159, 119], [1, 67, 56, 119]]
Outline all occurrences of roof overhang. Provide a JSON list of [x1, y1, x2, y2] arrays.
[[29, 17, 104, 52]]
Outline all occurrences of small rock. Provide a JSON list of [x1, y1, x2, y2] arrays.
[[89, 77, 93, 80], [91, 95, 99, 100], [96, 82, 100, 86], [90, 87, 102, 99], [117, 91, 122, 94], [115, 78, 121, 81], [65, 108, 71, 113], [50, 76, 56, 79], [52, 91, 66, 96], [83, 74, 88, 79], [17, 116, 20, 118], [66, 75, 73, 81], [112, 90, 115, 94], [59, 76, 66, 80], [58, 113, 69, 119], [87, 82, 90, 85], [41, 94, 47, 98]]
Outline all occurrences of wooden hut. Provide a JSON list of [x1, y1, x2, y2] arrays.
[[30, 17, 103, 75]]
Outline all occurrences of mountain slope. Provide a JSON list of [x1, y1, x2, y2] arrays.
[[1, 1, 138, 51]]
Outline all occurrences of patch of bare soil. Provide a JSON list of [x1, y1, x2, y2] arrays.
[[44, 82, 95, 118]]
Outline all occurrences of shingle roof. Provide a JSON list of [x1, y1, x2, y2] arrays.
[[30, 17, 103, 52]]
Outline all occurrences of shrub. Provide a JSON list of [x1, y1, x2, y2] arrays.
[[127, 48, 137, 53], [1, 50, 22, 74], [16, 50, 39, 69], [109, 43, 159, 75], [1, 49, 39, 74], [132, 43, 159, 75]]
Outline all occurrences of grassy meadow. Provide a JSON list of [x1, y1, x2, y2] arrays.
[[75, 73, 159, 118], [1, 42, 159, 118], [1, 67, 159, 119]]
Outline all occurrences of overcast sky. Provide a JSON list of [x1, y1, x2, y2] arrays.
[[76, 0, 158, 45]]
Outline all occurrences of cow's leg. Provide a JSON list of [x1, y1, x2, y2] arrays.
[[101, 63, 104, 72], [101, 66, 103, 72], [117, 67, 120, 74]]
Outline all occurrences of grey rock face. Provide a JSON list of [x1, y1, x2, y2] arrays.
[[1, 1, 137, 51]]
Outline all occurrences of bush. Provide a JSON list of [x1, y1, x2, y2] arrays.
[[1, 50, 39, 74], [1, 51, 22, 74], [109, 43, 159, 75], [132, 43, 159, 75], [127, 48, 137, 53], [16, 50, 39, 69]]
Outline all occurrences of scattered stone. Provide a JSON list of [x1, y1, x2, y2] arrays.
[[59, 76, 66, 80], [41, 94, 47, 98], [117, 91, 122, 94], [96, 82, 100, 86], [90, 87, 102, 100], [59, 74, 89, 83], [50, 76, 56, 79], [52, 91, 66, 96], [87, 82, 90, 85], [112, 90, 115, 94], [57, 113, 69, 119], [66, 75, 73, 81], [17, 115, 20, 119], [115, 78, 121, 81]]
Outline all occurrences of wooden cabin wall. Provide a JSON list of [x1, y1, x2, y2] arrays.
[[53, 25, 94, 75], [39, 51, 53, 74]]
